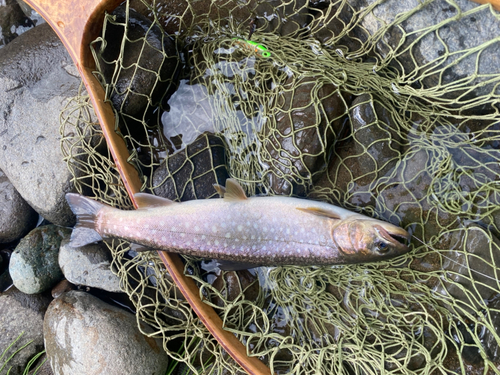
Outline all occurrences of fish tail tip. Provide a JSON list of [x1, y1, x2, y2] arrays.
[[65, 193, 105, 247]]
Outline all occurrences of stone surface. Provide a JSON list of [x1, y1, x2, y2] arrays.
[[59, 239, 122, 293], [0, 286, 52, 375], [44, 290, 169, 375], [0, 23, 85, 226], [97, 5, 179, 118], [9, 225, 70, 294], [351, 0, 500, 100], [0, 168, 38, 243], [483, 297, 500, 362], [264, 77, 349, 196], [153, 133, 228, 201]]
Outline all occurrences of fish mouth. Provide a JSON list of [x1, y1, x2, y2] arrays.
[[374, 224, 411, 253]]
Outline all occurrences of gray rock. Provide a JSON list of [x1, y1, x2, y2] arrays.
[[351, 0, 500, 100], [59, 239, 122, 293], [9, 225, 71, 294], [44, 290, 169, 375], [0, 286, 52, 375], [0, 168, 38, 243], [0, 23, 84, 226]]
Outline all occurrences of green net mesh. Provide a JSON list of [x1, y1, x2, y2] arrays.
[[60, 0, 500, 373]]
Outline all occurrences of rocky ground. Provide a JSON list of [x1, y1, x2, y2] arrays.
[[1, 0, 500, 374]]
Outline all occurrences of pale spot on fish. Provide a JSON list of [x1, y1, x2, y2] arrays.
[[180, 233, 186, 238], [161, 236, 166, 242], [286, 228, 290, 235], [172, 226, 177, 231], [251, 235, 255, 240], [215, 240, 219, 245], [194, 226, 200, 231], [193, 238, 198, 243], [145, 224, 149, 229], [202, 235, 206, 240], [212, 225, 217, 233], [119, 218, 123, 222], [300, 228, 305, 233], [225, 233, 231, 238], [125, 226, 129, 230], [237, 225, 243, 231], [252, 245, 256, 250]]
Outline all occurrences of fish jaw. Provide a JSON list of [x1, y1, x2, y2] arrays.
[[331, 218, 411, 262]]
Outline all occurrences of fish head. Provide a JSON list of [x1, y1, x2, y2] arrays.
[[331, 218, 411, 262]]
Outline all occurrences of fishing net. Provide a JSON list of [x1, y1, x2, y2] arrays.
[[60, 0, 500, 373]]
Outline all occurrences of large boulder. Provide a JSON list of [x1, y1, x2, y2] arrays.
[[0, 23, 84, 226], [44, 291, 169, 375]]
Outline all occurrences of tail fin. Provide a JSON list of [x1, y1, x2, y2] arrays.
[[66, 193, 106, 247]]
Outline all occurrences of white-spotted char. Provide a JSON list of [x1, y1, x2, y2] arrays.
[[66, 179, 410, 269]]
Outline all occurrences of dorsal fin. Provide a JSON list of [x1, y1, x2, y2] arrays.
[[296, 207, 341, 220], [222, 179, 248, 201], [213, 184, 226, 197], [134, 193, 176, 208]]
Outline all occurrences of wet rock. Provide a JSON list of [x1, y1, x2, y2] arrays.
[[482, 296, 500, 361], [310, 0, 367, 54], [96, 5, 179, 118], [0, 23, 86, 226], [59, 238, 122, 293], [254, 0, 309, 37], [0, 169, 38, 243], [0, 0, 34, 48], [153, 133, 228, 201], [129, 0, 255, 36], [426, 223, 500, 316], [264, 77, 349, 195], [311, 93, 403, 207], [352, 0, 500, 101], [0, 286, 52, 375], [9, 225, 71, 294], [44, 290, 169, 375], [210, 269, 261, 307]]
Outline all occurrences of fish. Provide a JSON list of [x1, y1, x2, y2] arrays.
[[65, 179, 410, 269]]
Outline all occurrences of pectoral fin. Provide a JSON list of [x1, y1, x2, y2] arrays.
[[134, 193, 177, 208], [296, 207, 341, 220]]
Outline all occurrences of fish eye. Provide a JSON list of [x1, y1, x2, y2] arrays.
[[375, 241, 390, 253]]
